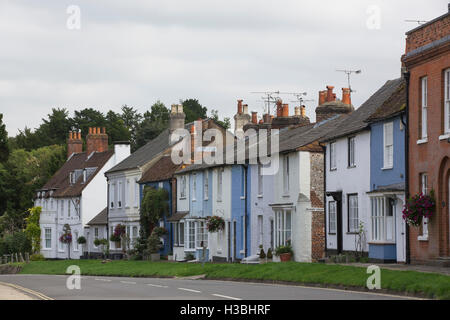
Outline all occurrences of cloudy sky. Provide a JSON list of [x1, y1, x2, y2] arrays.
[[0, 0, 447, 135]]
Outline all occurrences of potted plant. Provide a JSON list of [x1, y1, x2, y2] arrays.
[[77, 236, 86, 257], [275, 241, 293, 262], [402, 190, 436, 227], [147, 232, 162, 262], [259, 245, 266, 263], [206, 216, 225, 233], [266, 248, 273, 262]]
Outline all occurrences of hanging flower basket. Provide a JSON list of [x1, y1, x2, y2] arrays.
[[60, 233, 72, 244], [206, 216, 225, 233], [402, 190, 436, 227], [110, 224, 126, 242]]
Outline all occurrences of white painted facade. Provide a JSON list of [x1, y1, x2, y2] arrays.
[[270, 151, 314, 262], [37, 144, 130, 259], [324, 130, 371, 254]]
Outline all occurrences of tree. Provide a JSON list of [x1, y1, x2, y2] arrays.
[[134, 101, 169, 150], [35, 108, 73, 147], [182, 99, 207, 124], [139, 187, 169, 240], [105, 110, 131, 145], [210, 109, 231, 129], [0, 114, 9, 163], [120, 105, 142, 147], [25, 206, 41, 254], [72, 108, 107, 140]]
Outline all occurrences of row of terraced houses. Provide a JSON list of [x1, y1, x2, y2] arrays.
[[35, 8, 450, 266]]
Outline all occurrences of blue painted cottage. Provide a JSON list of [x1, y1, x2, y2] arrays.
[[366, 79, 407, 263]]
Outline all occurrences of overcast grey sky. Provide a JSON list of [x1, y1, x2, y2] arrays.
[[0, 0, 447, 135]]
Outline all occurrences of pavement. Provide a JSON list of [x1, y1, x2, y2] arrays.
[[0, 274, 420, 300], [0, 282, 36, 300]]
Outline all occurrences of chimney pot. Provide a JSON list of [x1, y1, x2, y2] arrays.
[[171, 104, 177, 113], [177, 104, 183, 114], [237, 100, 243, 114], [243, 104, 249, 115], [282, 104, 289, 117], [319, 90, 327, 105], [276, 99, 283, 117], [342, 88, 351, 105], [326, 85, 335, 102], [301, 106, 306, 117], [251, 111, 258, 124], [294, 107, 300, 116]]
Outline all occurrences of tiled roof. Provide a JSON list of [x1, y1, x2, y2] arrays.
[[320, 78, 404, 142], [87, 208, 107, 225], [138, 155, 182, 183], [38, 150, 114, 198], [366, 80, 406, 123]]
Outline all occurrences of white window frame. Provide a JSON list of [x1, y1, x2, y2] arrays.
[[44, 228, 52, 249], [445, 69, 450, 134], [421, 76, 428, 139], [330, 142, 337, 170], [204, 172, 209, 200], [217, 168, 223, 202], [328, 201, 337, 234], [418, 173, 429, 241], [383, 122, 394, 169], [370, 196, 395, 243], [110, 184, 115, 209], [348, 136, 356, 167], [196, 220, 208, 249], [185, 220, 196, 251], [180, 175, 187, 199], [118, 181, 123, 208], [283, 155, 290, 195], [274, 209, 292, 248], [348, 194, 359, 233], [192, 173, 197, 201]]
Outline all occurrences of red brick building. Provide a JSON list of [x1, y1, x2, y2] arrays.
[[402, 7, 450, 264]]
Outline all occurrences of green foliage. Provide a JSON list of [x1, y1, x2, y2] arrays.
[[0, 231, 31, 255], [182, 99, 208, 124], [24, 207, 41, 254], [30, 253, 45, 261], [134, 101, 169, 150], [210, 109, 231, 129], [259, 247, 266, 259], [0, 114, 9, 163], [267, 248, 273, 259], [77, 236, 86, 244], [94, 238, 108, 247], [147, 232, 162, 254], [275, 244, 293, 256], [139, 186, 169, 240], [185, 252, 195, 261]]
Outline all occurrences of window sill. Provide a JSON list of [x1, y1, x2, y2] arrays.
[[257, 195, 263, 198], [216, 200, 222, 203], [418, 235, 428, 241], [204, 198, 209, 201], [328, 233, 336, 235], [180, 197, 186, 200], [368, 241, 396, 245], [381, 166, 393, 171], [439, 133, 450, 141], [346, 232, 359, 235], [417, 138, 428, 145], [330, 168, 337, 171], [240, 196, 246, 200], [347, 165, 356, 169], [282, 194, 290, 198]]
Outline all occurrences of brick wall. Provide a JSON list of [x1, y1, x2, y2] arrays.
[[405, 13, 450, 53], [311, 210, 325, 261]]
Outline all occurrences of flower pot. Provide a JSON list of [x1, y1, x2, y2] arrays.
[[150, 253, 160, 262], [279, 253, 292, 262]]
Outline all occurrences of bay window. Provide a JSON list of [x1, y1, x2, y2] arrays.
[[371, 197, 395, 242]]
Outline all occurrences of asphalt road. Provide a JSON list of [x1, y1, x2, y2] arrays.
[[0, 274, 415, 300]]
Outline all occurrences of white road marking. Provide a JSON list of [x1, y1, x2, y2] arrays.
[[120, 281, 137, 285], [212, 293, 242, 300], [95, 278, 112, 282], [178, 287, 201, 293], [147, 283, 168, 288]]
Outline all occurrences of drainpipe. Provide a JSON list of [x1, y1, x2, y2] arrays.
[[320, 143, 328, 258], [402, 71, 411, 264], [244, 164, 249, 258]]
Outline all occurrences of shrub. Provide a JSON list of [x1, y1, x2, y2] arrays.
[[185, 252, 195, 261], [0, 231, 32, 256], [77, 236, 86, 244], [267, 248, 273, 259], [147, 233, 161, 254], [30, 253, 45, 261], [152, 227, 168, 237]]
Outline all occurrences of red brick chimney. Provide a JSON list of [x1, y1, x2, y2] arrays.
[[67, 131, 82, 159], [276, 99, 283, 117], [251, 111, 258, 124], [342, 88, 351, 105], [326, 86, 335, 102], [86, 127, 108, 156]]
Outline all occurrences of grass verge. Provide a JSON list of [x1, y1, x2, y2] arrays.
[[19, 260, 450, 299]]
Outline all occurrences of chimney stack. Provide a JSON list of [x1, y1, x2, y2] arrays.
[[251, 111, 258, 124], [294, 107, 300, 116], [169, 104, 186, 133], [342, 88, 351, 105], [67, 130, 82, 159], [234, 99, 251, 134], [86, 127, 108, 156], [326, 86, 335, 102], [319, 90, 327, 105], [282, 104, 289, 117]]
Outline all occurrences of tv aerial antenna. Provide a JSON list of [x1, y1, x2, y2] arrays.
[[404, 19, 428, 25], [336, 69, 361, 93], [251, 91, 292, 116]]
